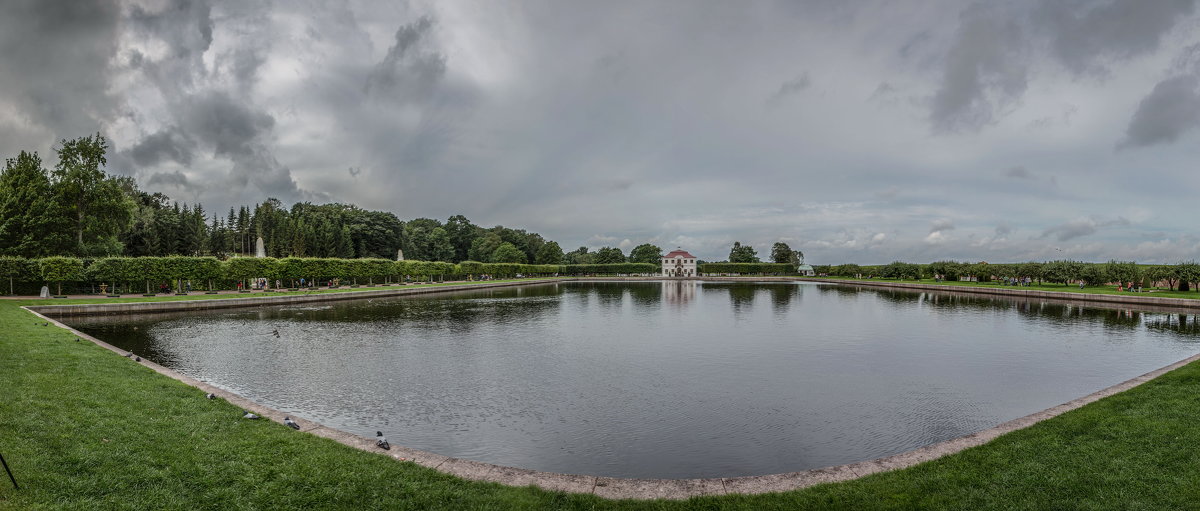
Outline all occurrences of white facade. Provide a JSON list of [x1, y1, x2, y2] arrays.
[[661, 250, 698, 277]]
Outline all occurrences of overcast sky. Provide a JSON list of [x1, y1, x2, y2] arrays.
[[4, 1, 1200, 264]]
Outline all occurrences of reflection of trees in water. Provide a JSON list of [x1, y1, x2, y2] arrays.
[[769, 284, 797, 313], [70, 284, 569, 341], [628, 283, 663, 306], [820, 284, 1200, 337], [590, 283, 628, 309], [817, 285, 864, 298], [1144, 314, 1200, 335], [702, 283, 758, 314]]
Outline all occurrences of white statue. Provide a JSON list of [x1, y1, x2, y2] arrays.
[[255, 236, 266, 258], [397, 248, 404, 261]]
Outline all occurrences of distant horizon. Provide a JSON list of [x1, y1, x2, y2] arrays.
[[4, 2, 1200, 264]]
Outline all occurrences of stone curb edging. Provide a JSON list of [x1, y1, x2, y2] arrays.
[[19, 279, 1200, 500]]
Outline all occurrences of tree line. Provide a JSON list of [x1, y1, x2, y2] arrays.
[[0, 256, 668, 296], [817, 260, 1200, 291], [1, 134, 819, 270], [0, 134, 656, 266]]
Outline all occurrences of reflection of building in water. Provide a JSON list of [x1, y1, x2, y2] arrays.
[[661, 249, 698, 277], [662, 280, 697, 305]]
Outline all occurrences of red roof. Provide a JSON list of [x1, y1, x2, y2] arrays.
[[663, 250, 696, 259]]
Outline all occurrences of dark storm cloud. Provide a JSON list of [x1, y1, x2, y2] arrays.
[[928, 5, 1027, 133], [176, 91, 304, 201], [129, 128, 193, 166], [1035, 0, 1195, 76], [147, 170, 190, 187], [111, 0, 309, 203], [1119, 75, 1200, 148], [129, 0, 214, 60], [0, 0, 121, 141], [6, 1, 1200, 264], [365, 16, 447, 100], [180, 92, 274, 158]]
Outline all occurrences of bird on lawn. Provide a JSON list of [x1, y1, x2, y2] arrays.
[[135, 356, 141, 362], [75, 338, 80, 342], [205, 393, 216, 400], [242, 410, 260, 420], [376, 431, 390, 450], [284, 417, 300, 430], [123, 352, 133, 358], [42, 322, 48, 326]]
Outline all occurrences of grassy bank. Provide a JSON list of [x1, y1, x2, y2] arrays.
[[2, 284, 1200, 509]]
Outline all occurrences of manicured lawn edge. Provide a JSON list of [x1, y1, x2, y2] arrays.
[[3, 278, 1200, 508]]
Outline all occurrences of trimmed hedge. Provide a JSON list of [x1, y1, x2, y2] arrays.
[[559, 263, 658, 275], [698, 263, 795, 275], [38, 256, 84, 296], [0, 256, 33, 295]]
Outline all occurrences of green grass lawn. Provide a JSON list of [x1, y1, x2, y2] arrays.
[[3, 283, 1200, 509]]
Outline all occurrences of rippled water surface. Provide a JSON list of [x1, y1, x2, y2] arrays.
[[67, 281, 1200, 478]]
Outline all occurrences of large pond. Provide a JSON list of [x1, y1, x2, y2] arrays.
[[66, 281, 1200, 478]]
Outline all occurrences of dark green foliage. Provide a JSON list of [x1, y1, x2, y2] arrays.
[[224, 257, 280, 284], [1176, 261, 1200, 292], [38, 256, 83, 295], [593, 246, 626, 264], [728, 241, 760, 263], [559, 263, 658, 275], [535, 241, 564, 265], [0, 256, 31, 295], [0, 151, 73, 257], [564, 246, 593, 265], [770, 242, 793, 264], [699, 263, 794, 275], [491, 242, 527, 264], [52, 134, 134, 255], [880, 261, 923, 280], [468, 232, 504, 263], [627, 243, 662, 264], [2, 137, 565, 263], [1105, 260, 1140, 286]]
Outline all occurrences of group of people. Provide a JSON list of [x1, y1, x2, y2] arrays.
[[1117, 282, 1142, 292], [1004, 277, 1033, 286]]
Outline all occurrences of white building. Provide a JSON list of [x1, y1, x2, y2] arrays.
[[661, 249, 698, 277]]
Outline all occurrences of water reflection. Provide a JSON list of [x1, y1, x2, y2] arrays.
[[661, 280, 696, 306], [65, 281, 1200, 479]]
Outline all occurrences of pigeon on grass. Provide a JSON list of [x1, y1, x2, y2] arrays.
[[284, 417, 300, 430], [242, 410, 260, 420], [376, 431, 391, 450]]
